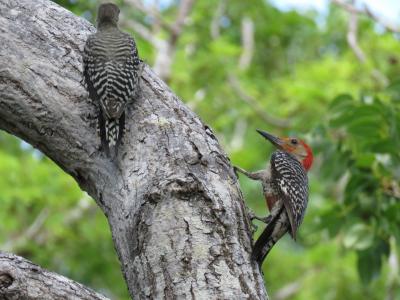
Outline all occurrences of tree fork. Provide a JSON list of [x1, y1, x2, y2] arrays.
[[0, 0, 267, 298]]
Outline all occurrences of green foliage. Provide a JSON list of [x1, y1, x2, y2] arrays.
[[0, 134, 128, 299], [314, 89, 400, 285], [3, 1, 400, 299]]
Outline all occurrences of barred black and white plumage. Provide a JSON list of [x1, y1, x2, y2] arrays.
[[271, 151, 308, 239], [252, 151, 308, 265], [83, 3, 141, 158]]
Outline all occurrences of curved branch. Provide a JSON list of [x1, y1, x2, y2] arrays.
[[0, 252, 109, 300], [228, 75, 291, 128], [0, 0, 267, 298]]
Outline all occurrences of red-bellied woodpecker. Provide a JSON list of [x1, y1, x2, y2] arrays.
[[83, 3, 141, 158], [235, 129, 313, 265]]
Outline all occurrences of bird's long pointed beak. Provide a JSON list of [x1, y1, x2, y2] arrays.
[[256, 129, 284, 148]]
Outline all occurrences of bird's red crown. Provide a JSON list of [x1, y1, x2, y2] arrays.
[[256, 129, 313, 171]]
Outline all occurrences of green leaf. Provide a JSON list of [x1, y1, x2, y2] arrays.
[[343, 223, 374, 250], [387, 78, 400, 101], [354, 153, 375, 168], [370, 140, 398, 154], [357, 249, 381, 284], [356, 239, 389, 285], [329, 94, 354, 111]]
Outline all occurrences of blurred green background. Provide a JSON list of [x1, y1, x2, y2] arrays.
[[1, 0, 400, 299]]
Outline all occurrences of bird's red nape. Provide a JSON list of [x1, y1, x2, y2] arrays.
[[300, 140, 313, 171]]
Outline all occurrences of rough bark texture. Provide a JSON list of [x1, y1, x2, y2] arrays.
[[0, 0, 267, 299], [0, 252, 109, 300]]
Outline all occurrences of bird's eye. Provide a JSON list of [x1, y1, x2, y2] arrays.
[[290, 138, 298, 145]]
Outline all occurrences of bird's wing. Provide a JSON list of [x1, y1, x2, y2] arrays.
[[121, 34, 141, 97], [271, 151, 309, 240], [82, 34, 98, 102]]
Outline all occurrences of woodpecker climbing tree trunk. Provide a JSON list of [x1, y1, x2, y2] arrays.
[[0, 0, 267, 299]]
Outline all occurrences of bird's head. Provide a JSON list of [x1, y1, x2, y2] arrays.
[[256, 129, 313, 171], [97, 3, 120, 26]]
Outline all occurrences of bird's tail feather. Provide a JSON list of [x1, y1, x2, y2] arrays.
[[251, 207, 288, 265], [99, 113, 125, 159]]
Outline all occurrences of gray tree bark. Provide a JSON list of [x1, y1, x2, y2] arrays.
[[0, 0, 267, 299], [0, 252, 109, 300]]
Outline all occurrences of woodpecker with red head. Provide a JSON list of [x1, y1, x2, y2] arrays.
[[235, 129, 313, 265]]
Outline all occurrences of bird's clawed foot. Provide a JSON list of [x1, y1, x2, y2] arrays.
[[248, 209, 270, 224], [247, 209, 272, 234], [233, 165, 244, 177], [233, 166, 239, 178], [253, 215, 272, 224], [234, 165, 250, 179]]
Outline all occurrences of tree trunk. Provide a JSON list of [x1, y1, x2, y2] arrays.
[[0, 0, 267, 299]]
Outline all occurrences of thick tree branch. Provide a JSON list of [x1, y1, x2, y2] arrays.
[[0, 0, 267, 299], [0, 252, 109, 300]]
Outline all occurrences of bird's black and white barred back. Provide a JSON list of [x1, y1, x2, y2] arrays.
[[83, 3, 141, 158], [270, 150, 308, 239]]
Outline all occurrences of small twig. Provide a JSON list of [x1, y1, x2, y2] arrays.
[[125, 0, 174, 33], [228, 74, 291, 128], [228, 119, 247, 151], [346, 10, 366, 63], [124, 0, 195, 81], [210, 0, 226, 39], [332, 0, 364, 14], [63, 196, 94, 225], [363, 6, 400, 33], [333, 0, 389, 86], [386, 236, 399, 300], [170, 0, 195, 44], [273, 281, 301, 300], [239, 16, 255, 70], [122, 19, 162, 48], [2, 197, 95, 252], [2, 208, 49, 252], [224, 11, 288, 127], [272, 267, 322, 300], [332, 0, 400, 33]]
